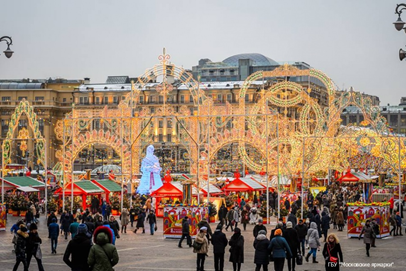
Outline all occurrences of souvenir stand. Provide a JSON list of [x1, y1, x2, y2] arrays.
[[347, 202, 390, 238], [91, 179, 122, 204], [222, 171, 266, 202], [54, 180, 104, 210], [151, 172, 183, 218]]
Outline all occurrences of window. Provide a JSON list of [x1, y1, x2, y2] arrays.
[[79, 97, 84, 104], [180, 95, 185, 103], [104, 97, 109, 104], [19, 119, 27, 127], [35, 96, 44, 101], [245, 94, 249, 102], [38, 119, 44, 134], [95, 97, 100, 104], [139, 96, 144, 104], [159, 96, 164, 104], [18, 97, 27, 101], [2, 96, 10, 102], [217, 94, 223, 102], [149, 96, 153, 103], [84, 97, 88, 104], [189, 95, 193, 103], [167, 134, 172, 142], [227, 94, 232, 103], [159, 120, 164, 128], [113, 96, 118, 104], [167, 119, 172, 128], [159, 134, 163, 142], [151, 107, 155, 113], [94, 119, 100, 129], [63, 98, 67, 103]]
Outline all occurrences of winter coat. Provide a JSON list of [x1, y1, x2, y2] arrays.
[[287, 213, 297, 228], [63, 233, 92, 271], [268, 236, 292, 259], [88, 227, 119, 271], [226, 209, 235, 221], [136, 212, 145, 228], [307, 222, 321, 248], [47, 213, 57, 227], [197, 220, 212, 238], [146, 213, 156, 225], [360, 225, 373, 244], [61, 213, 71, 232], [26, 231, 42, 256], [284, 228, 300, 257], [322, 242, 343, 271], [335, 211, 344, 225], [48, 222, 60, 238], [294, 223, 308, 240], [249, 212, 259, 224], [182, 219, 190, 235], [233, 209, 240, 223], [321, 212, 331, 230], [109, 220, 120, 237], [25, 211, 34, 223], [284, 200, 291, 210], [241, 210, 249, 224], [218, 206, 227, 220], [85, 221, 96, 235], [253, 224, 267, 238], [15, 230, 29, 260], [120, 209, 130, 226], [253, 234, 270, 264], [193, 232, 209, 254], [211, 230, 228, 254], [229, 234, 244, 263]]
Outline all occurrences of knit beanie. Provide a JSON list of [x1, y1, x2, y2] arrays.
[[77, 223, 88, 234], [275, 229, 282, 236], [286, 221, 293, 229]]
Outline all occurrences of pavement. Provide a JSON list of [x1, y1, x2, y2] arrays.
[[0, 214, 405, 271]]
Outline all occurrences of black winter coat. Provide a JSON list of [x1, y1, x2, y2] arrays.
[[284, 228, 300, 258], [211, 231, 228, 254], [26, 231, 42, 256], [321, 213, 331, 230], [136, 213, 145, 228], [253, 224, 267, 238], [253, 234, 270, 264], [229, 234, 244, 263], [322, 242, 343, 271], [182, 219, 190, 234], [15, 231, 28, 260], [218, 206, 227, 220], [63, 233, 92, 271], [147, 213, 156, 225], [294, 224, 308, 240]]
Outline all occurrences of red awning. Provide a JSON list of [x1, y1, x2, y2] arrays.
[[150, 182, 183, 197], [337, 172, 359, 182]]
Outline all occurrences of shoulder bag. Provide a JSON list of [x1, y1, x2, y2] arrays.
[[100, 245, 115, 271], [327, 244, 338, 263]]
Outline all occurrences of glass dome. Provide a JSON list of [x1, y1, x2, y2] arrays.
[[223, 53, 279, 66], [91, 165, 122, 174]]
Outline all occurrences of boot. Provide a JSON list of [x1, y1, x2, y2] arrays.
[[312, 257, 318, 263], [366, 250, 370, 257], [305, 253, 311, 262]]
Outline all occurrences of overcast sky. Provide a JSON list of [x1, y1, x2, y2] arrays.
[[0, 0, 405, 105]]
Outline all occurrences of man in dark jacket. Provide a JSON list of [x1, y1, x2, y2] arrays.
[[63, 224, 92, 271], [85, 216, 95, 236], [197, 217, 213, 241], [287, 212, 297, 228], [13, 224, 29, 271], [218, 205, 227, 226], [178, 216, 192, 248], [211, 224, 228, 271], [284, 221, 300, 271], [321, 211, 330, 242], [294, 219, 307, 255], [284, 199, 291, 212], [253, 218, 267, 238], [48, 218, 59, 254], [27, 223, 44, 271]]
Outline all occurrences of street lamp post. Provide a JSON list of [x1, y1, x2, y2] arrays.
[[0, 36, 14, 58], [393, 4, 406, 60]]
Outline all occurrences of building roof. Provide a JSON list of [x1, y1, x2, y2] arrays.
[[223, 53, 279, 66], [75, 181, 104, 193], [2, 176, 45, 187], [0, 82, 44, 89], [106, 76, 130, 84]]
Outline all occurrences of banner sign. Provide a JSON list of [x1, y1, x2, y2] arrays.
[[163, 205, 209, 238]]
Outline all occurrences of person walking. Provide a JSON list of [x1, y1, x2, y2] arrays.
[[358, 219, 373, 257], [218, 204, 227, 227], [322, 233, 343, 271], [321, 211, 331, 242], [69, 218, 80, 240], [225, 208, 235, 231], [287, 211, 297, 228], [268, 228, 292, 271], [211, 224, 228, 271], [395, 212, 403, 236], [229, 227, 244, 271], [389, 213, 397, 236], [335, 208, 345, 232], [133, 209, 145, 234], [249, 208, 259, 225], [370, 218, 379, 247], [26, 223, 45, 271], [48, 218, 60, 254], [284, 221, 300, 271], [13, 224, 29, 271], [61, 211, 71, 240], [178, 216, 192, 248], [305, 222, 321, 263], [233, 206, 240, 229], [63, 224, 92, 271], [241, 206, 249, 231], [88, 226, 119, 271], [197, 217, 213, 241], [109, 216, 120, 239], [193, 227, 209, 271], [253, 218, 267, 238], [254, 230, 270, 271], [85, 216, 95, 237], [129, 205, 137, 227], [146, 210, 157, 235], [120, 208, 130, 234], [295, 219, 307, 256]]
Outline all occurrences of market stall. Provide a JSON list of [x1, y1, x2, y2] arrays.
[[347, 202, 390, 238], [223, 172, 266, 194], [91, 179, 122, 204], [54, 180, 104, 210], [163, 204, 209, 238], [151, 175, 183, 217]]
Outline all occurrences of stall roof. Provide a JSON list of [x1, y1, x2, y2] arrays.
[[150, 182, 183, 197], [223, 176, 265, 192], [75, 181, 104, 193], [54, 180, 104, 196], [2, 176, 45, 188], [92, 180, 122, 192], [17, 186, 39, 192], [270, 176, 291, 186], [200, 184, 223, 194], [338, 172, 373, 183]]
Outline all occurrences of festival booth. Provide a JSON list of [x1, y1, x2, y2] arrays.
[[223, 172, 266, 202], [0, 176, 45, 192], [91, 179, 122, 204], [347, 202, 390, 238], [309, 186, 327, 197], [163, 204, 209, 238], [151, 174, 183, 218], [54, 180, 104, 210]]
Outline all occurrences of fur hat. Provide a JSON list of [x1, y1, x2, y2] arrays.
[[286, 221, 293, 229], [258, 230, 267, 235]]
